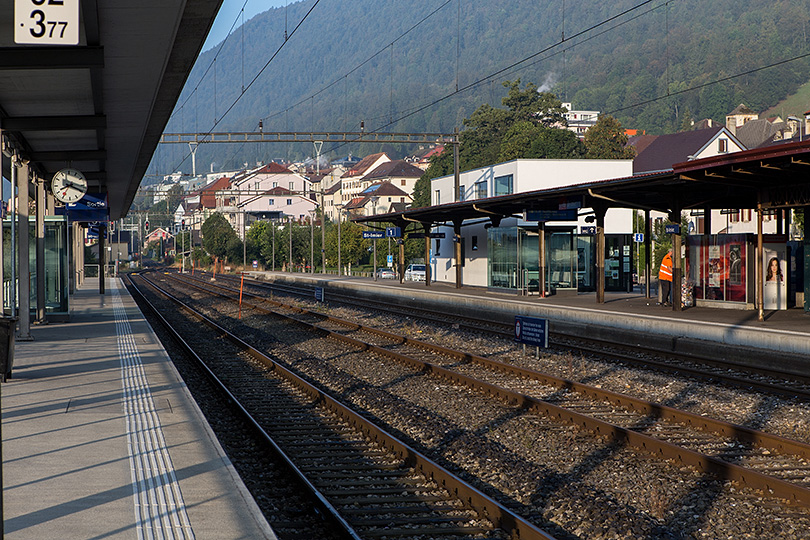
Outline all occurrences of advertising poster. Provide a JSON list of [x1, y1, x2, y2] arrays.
[[708, 245, 723, 289], [763, 244, 787, 310]]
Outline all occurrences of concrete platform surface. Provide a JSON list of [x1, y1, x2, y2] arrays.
[[1, 278, 276, 540]]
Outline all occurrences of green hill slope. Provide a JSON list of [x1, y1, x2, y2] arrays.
[[151, 0, 810, 175]]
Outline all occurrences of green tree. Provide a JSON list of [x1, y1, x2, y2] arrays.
[[584, 115, 636, 159], [501, 79, 567, 127], [201, 213, 242, 263], [528, 127, 586, 159], [246, 220, 268, 265], [413, 148, 452, 208], [413, 80, 578, 207], [325, 219, 366, 269], [498, 120, 544, 162]]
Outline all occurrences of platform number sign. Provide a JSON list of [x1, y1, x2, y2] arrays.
[[15, 0, 79, 45]]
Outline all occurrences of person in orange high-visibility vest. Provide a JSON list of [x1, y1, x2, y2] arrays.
[[659, 249, 673, 306]]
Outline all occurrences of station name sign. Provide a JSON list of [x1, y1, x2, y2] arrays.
[[15, 0, 79, 45]]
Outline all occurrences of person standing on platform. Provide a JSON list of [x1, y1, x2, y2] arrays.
[[659, 249, 673, 306]]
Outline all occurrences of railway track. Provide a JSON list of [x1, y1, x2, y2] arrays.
[[126, 272, 556, 540], [205, 271, 810, 400], [159, 270, 810, 511]]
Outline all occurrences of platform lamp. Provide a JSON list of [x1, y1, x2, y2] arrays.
[[308, 209, 316, 274], [371, 196, 379, 280], [336, 203, 344, 276]]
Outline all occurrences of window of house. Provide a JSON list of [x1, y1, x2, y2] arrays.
[[458, 185, 465, 201], [401, 179, 406, 186], [474, 181, 487, 199], [286, 199, 292, 205], [718, 139, 728, 153], [268, 199, 275, 205], [289, 181, 295, 190], [494, 174, 513, 196], [400, 197, 404, 203], [434, 189, 441, 205], [272, 182, 278, 188]]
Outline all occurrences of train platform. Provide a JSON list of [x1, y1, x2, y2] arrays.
[[248, 271, 810, 374], [1, 278, 276, 540]]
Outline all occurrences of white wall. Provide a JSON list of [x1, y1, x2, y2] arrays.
[[427, 159, 635, 287]]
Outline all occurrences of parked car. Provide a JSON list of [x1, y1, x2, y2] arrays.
[[404, 263, 426, 281], [376, 267, 396, 279]]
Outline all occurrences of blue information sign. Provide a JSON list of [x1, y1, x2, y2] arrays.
[[514, 316, 549, 348], [363, 231, 385, 239], [385, 227, 402, 238], [633, 233, 644, 242], [314, 287, 324, 302], [525, 209, 578, 222], [665, 224, 680, 234]]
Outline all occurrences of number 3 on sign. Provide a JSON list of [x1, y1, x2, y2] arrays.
[[15, 0, 79, 45]]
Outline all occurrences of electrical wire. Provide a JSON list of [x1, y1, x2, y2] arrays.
[[167, 0, 322, 173]]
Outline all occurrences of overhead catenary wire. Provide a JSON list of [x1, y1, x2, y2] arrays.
[[167, 0, 323, 174], [159, 0, 809, 179]]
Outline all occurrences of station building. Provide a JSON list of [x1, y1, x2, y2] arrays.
[[357, 140, 810, 321], [429, 159, 634, 294]]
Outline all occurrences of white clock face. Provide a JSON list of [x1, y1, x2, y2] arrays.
[[52, 168, 88, 203]]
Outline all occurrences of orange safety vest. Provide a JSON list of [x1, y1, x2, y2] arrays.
[[659, 252, 673, 281]]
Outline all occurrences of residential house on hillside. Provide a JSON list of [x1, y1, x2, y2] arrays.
[[361, 160, 423, 198], [734, 116, 787, 149], [323, 180, 343, 223], [562, 102, 600, 138], [725, 104, 759, 135], [183, 175, 232, 231], [406, 145, 444, 170], [225, 162, 314, 237], [344, 182, 412, 218], [632, 126, 745, 174], [629, 123, 788, 236], [340, 152, 390, 204]]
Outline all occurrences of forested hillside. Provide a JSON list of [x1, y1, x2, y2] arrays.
[[150, 0, 810, 176]]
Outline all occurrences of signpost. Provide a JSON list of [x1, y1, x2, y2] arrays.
[[514, 315, 549, 357], [15, 0, 79, 45]]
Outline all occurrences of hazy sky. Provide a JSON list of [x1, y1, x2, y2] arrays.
[[203, 0, 289, 51]]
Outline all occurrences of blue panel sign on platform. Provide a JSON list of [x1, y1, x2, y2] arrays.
[[514, 315, 549, 348], [385, 227, 402, 238], [665, 224, 680, 234], [363, 231, 385, 239], [633, 233, 644, 242], [314, 287, 324, 302], [524, 209, 577, 222]]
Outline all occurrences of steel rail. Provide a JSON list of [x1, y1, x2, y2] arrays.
[[124, 274, 361, 540], [171, 271, 810, 509], [221, 273, 810, 398], [136, 272, 557, 540]]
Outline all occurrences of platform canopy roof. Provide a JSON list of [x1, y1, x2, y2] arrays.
[[354, 140, 810, 229], [0, 0, 223, 220]]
